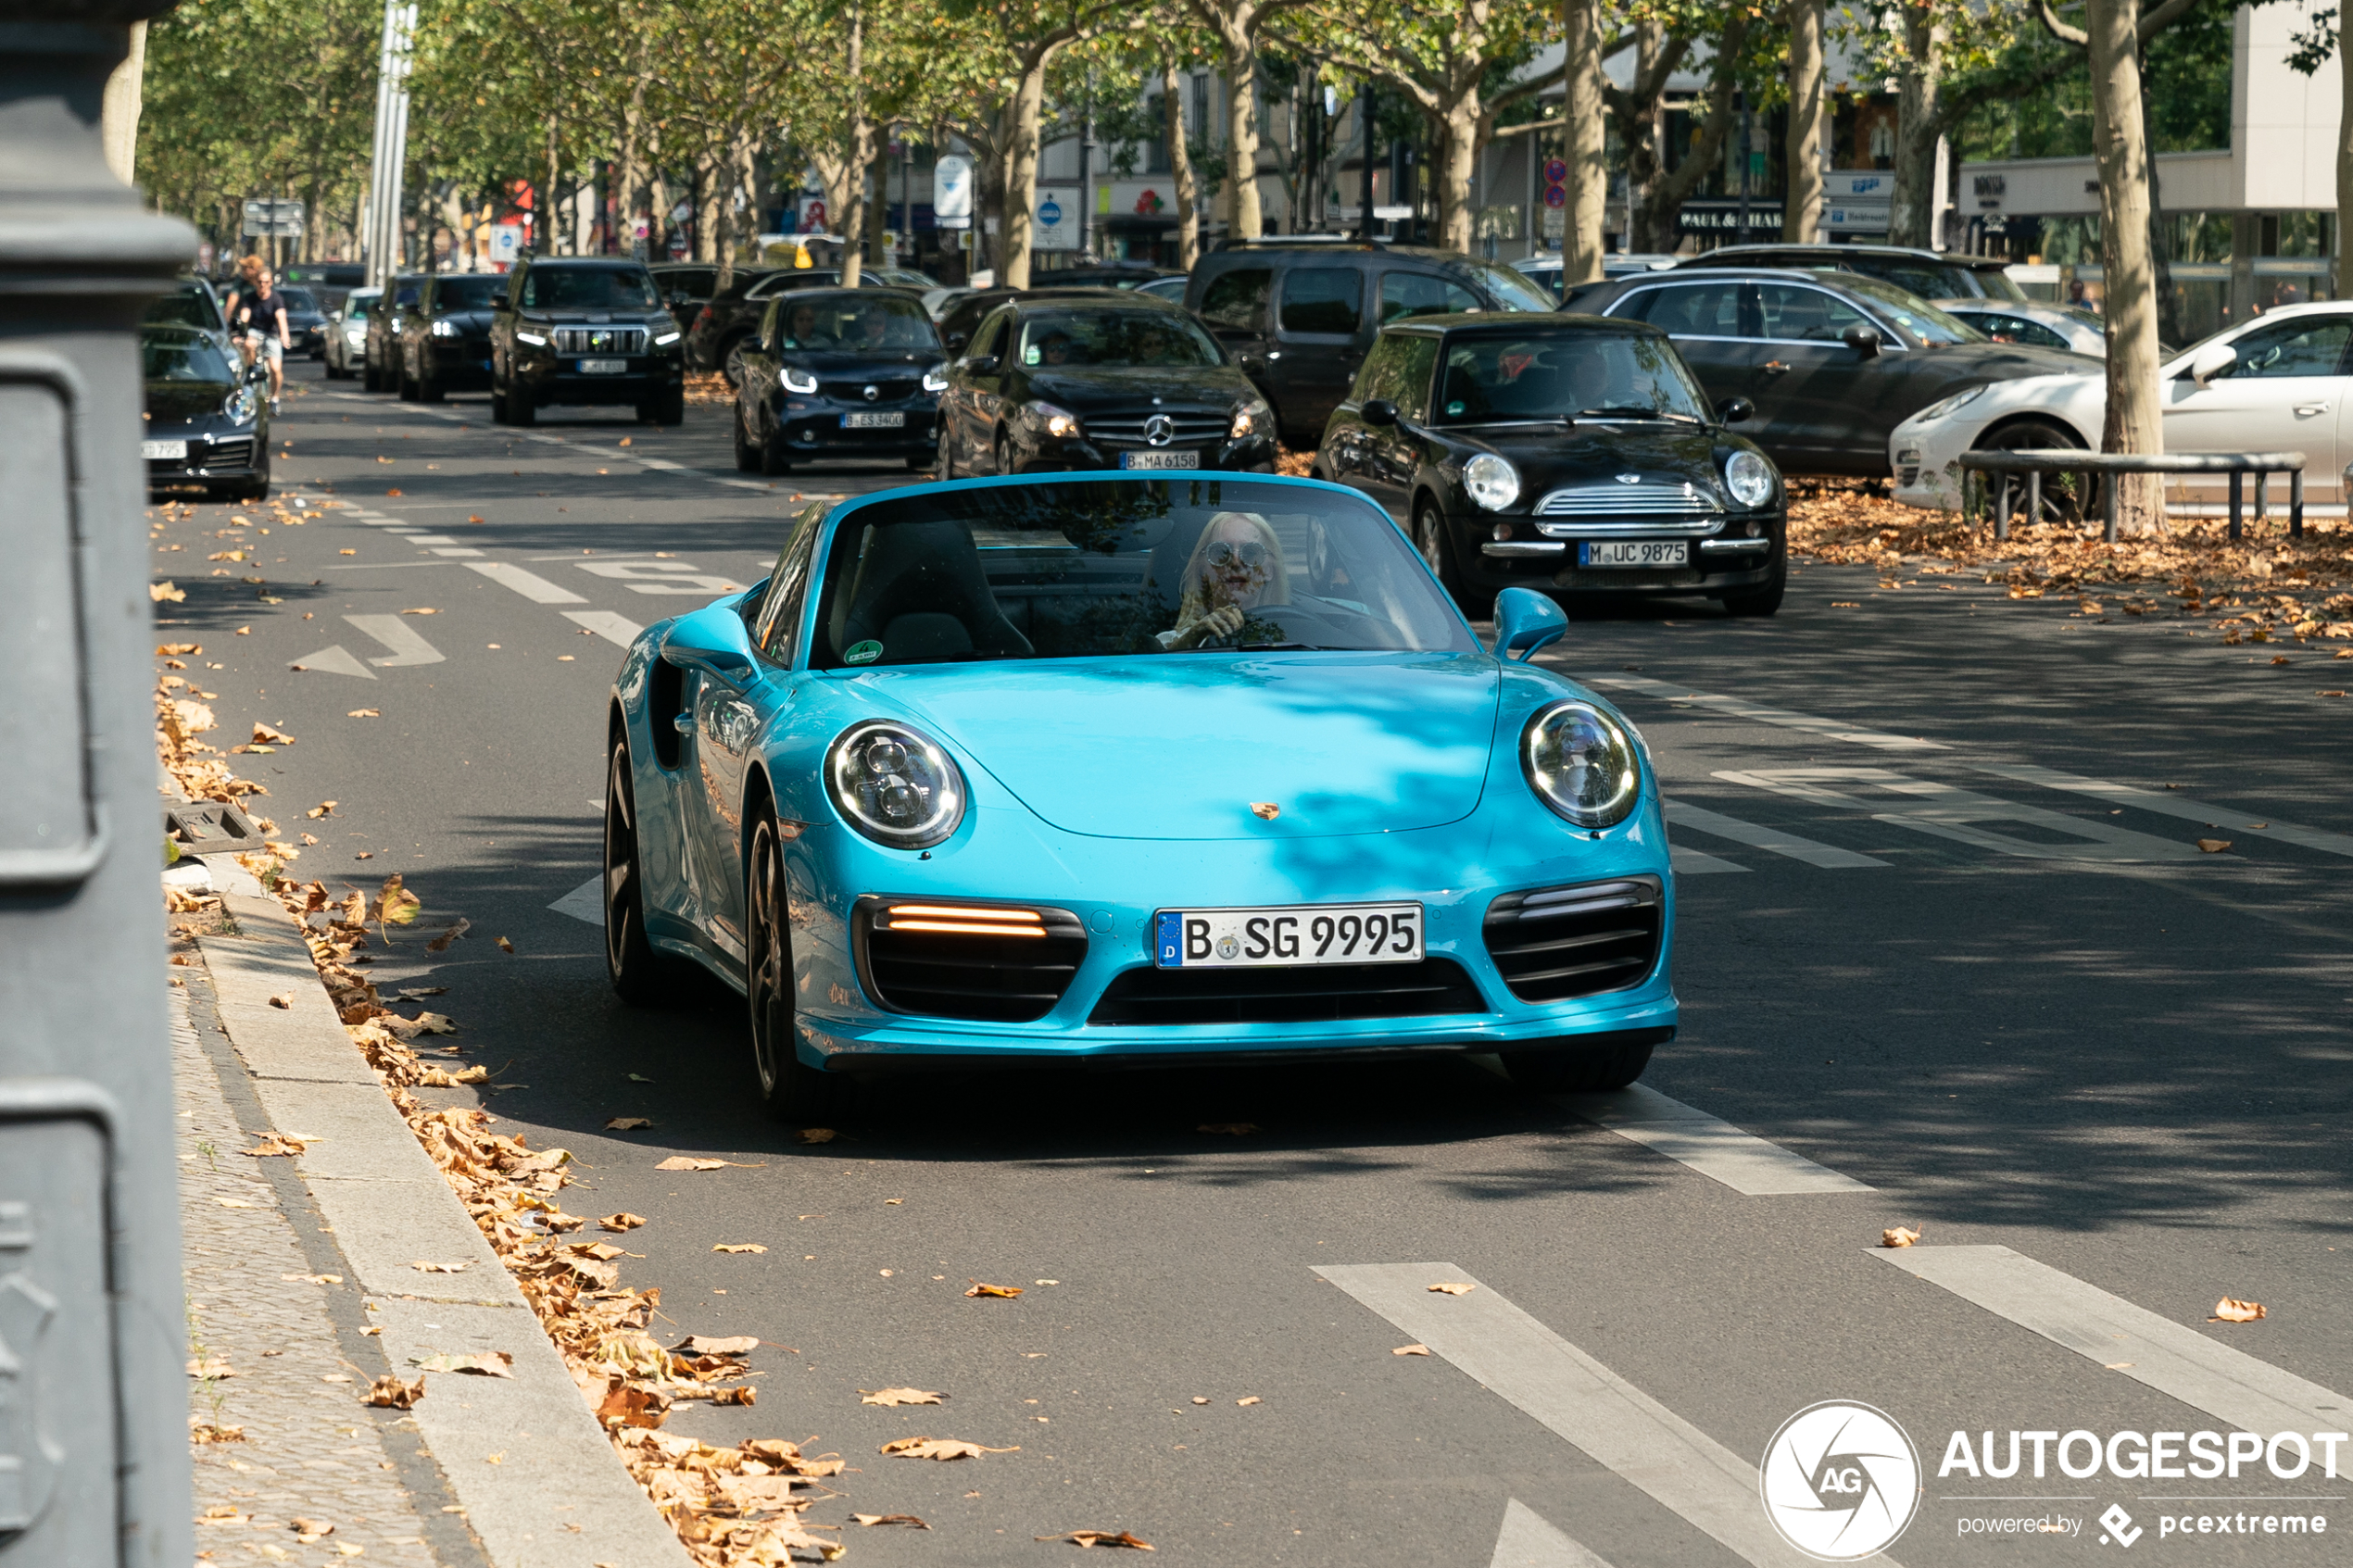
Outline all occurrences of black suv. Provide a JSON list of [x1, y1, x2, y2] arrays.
[[1672, 245, 2028, 302], [489, 258, 686, 426], [396, 272, 507, 401], [649, 263, 763, 334], [1183, 242, 1558, 445], [363, 272, 426, 392], [1572, 266, 2088, 475]]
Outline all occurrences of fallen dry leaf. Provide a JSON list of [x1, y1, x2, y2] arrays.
[[1039, 1530, 1155, 1549], [242, 1134, 312, 1157], [412, 1352, 513, 1378], [713, 1243, 768, 1254], [673, 1335, 760, 1356], [347, 708, 379, 718], [417, 1064, 488, 1087], [1197, 1123, 1259, 1135], [425, 919, 471, 953], [252, 722, 296, 746], [879, 1436, 1017, 1461], [187, 1357, 235, 1379], [656, 1157, 727, 1172], [290, 1517, 334, 1539], [598, 1212, 647, 1232], [190, 1422, 245, 1444], [282, 1272, 343, 1285], [604, 1117, 654, 1132], [861, 1387, 945, 1407], [964, 1281, 1023, 1298], [410, 1260, 472, 1273], [1392, 1344, 1431, 1356], [401, 608, 437, 616], [2197, 839, 2233, 853], [267, 993, 296, 1010], [2210, 1297, 2268, 1323], [1249, 802, 1278, 820], [305, 800, 338, 820], [1237, 1396, 1261, 1406], [364, 1374, 423, 1409], [1427, 1282, 1475, 1296], [1881, 1226, 1922, 1248], [495, 935, 514, 953], [157, 642, 200, 656], [853, 1514, 930, 1528], [150, 581, 185, 602], [798, 1127, 837, 1145], [467, 514, 484, 523], [394, 986, 447, 1000]]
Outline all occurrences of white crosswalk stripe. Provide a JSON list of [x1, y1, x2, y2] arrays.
[[467, 559, 587, 605], [1563, 1085, 1875, 1195], [1666, 800, 1889, 869], [1585, 673, 1946, 751], [1489, 1499, 1617, 1568], [1971, 763, 2353, 861], [1716, 767, 2209, 863], [564, 609, 645, 646], [1671, 844, 1748, 875]]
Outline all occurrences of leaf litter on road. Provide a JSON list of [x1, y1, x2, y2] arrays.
[[411, 1352, 513, 1378], [860, 1387, 944, 1407], [1881, 1226, 1922, 1248], [1038, 1530, 1154, 1549], [2210, 1297, 2268, 1323], [964, 1281, 1023, 1298], [879, 1436, 1017, 1461], [1427, 1282, 1475, 1295]]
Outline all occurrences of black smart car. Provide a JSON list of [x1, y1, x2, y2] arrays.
[[1572, 267, 2090, 477], [489, 258, 686, 426], [1313, 314, 1785, 616], [731, 289, 944, 474], [142, 323, 271, 501], [395, 272, 507, 401], [689, 267, 909, 382], [363, 272, 425, 392], [937, 291, 1277, 478]]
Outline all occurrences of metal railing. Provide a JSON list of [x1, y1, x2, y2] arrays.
[[1957, 448, 2307, 544]]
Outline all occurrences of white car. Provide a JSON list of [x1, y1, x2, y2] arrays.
[[1892, 300, 2353, 508], [1934, 298, 2108, 358], [322, 286, 380, 380]]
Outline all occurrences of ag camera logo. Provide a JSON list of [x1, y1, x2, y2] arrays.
[[1761, 1401, 1922, 1560]]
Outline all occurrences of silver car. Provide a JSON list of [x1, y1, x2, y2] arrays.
[[1933, 298, 2108, 357], [323, 285, 381, 380]]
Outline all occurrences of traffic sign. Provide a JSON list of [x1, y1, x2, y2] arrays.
[[241, 198, 304, 238], [1543, 158, 1567, 184], [1542, 186, 1567, 209], [488, 223, 522, 263], [1038, 196, 1063, 228], [934, 155, 973, 226]]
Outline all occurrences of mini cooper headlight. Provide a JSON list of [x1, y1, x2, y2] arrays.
[[1464, 452, 1521, 511], [1230, 397, 1273, 440], [1911, 384, 1986, 425], [1723, 448, 1776, 508], [922, 365, 950, 394], [782, 366, 819, 395], [826, 721, 966, 849], [1521, 700, 1641, 829]]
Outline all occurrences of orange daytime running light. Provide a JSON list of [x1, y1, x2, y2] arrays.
[[887, 919, 1049, 937], [887, 904, 1042, 923]]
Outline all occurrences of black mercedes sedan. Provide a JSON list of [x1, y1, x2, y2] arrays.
[[937, 291, 1277, 478], [1313, 314, 1785, 616], [396, 272, 506, 401], [731, 289, 943, 473], [142, 323, 271, 501], [490, 258, 686, 426]]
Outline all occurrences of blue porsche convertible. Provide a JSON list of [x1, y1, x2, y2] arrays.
[[603, 472, 1676, 1115]]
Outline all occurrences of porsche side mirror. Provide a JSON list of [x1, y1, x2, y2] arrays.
[[1716, 395, 1754, 425], [1361, 398, 1399, 427], [1491, 586, 1568, 662], [962, 354, 999, 376], [1842, 324, 1883, 358], [660, 604, 756, 681], [2189, 342, 2235, 387]]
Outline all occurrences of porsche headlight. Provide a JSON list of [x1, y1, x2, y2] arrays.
[[1911, 384, 1986, 425], [782, 366, 819, 395], [826, 721, 966, 849], [1464, 452, 1521, 511], [922, 365, 950, 394], [1017, 401, 1082, 439], [1723, 448, 1776, 508], [1521, 700, 1641, 829], [222, 384, 259, 424], [1230, 396, 1272, 440]]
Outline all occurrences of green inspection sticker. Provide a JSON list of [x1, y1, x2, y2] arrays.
[[844, 639, 884, 665], [1445, 400, 1466, 416]]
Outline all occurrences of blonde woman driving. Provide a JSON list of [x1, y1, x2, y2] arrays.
[[1158, 511, 1290, 650]]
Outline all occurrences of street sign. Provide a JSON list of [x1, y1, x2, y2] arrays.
[[934, 155, 973, 226], [1542, 186, 1567, 209], [1373, 205, 1413, 220], [1033, 192, 1076, 251], [798, 196, 828, 233], [1038, 196, 1063, 228], [488, 223, 522, 263], [241, 198, 304, 238], [1543, 158, 1568, 184]]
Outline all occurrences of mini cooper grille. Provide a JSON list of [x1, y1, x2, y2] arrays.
[[1085, 413, 1229, 448], [822, 378, 919, 403], [1531, 483, 1723, 536], [1482, 877, 1663, 1003], [852, 898, 1088, 1023], [1088, 958, 1486, 1026], [552, 326, 647, 355]]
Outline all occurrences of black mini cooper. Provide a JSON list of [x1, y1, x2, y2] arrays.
[[731, 289, 945, 473], [1314, 314, 1786, 616]]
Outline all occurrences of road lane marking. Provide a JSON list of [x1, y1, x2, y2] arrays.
[[1971, 763, 2353, 861], [549, 874, 602, 925], [1317, 1264, 1859, 1568], [1876, 1246, 2353, 1436], [288, 645, 376, 680], [1584, 673, 1947, 752], [1717, 768, 2209, 863], [467, 560, 587, 605], [563, 609, 644, 646], [1490, 1499, 1617, 1568], [1666, 800, 1889, 869], [429, 546, 485, 558], [1562, 1085, 1875, 1195], [576, 560, 749, 595], [346, 614, 445, 669], [1670, 845, 1748, 876]]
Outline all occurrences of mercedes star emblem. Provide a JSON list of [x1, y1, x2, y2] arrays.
[[863, 384, 879, 402], [1616, 473, 1642, 483], [1144, 414, 1176, 447]]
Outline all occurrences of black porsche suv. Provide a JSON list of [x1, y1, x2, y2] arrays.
[[937, 290, 1277, 478], [1314, 313, 1786, 616], [489, 257, 686, 426], [396, 272, 507, 401]]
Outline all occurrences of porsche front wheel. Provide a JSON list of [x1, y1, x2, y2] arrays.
[[605, 736, 685, 1006], [747, 808, 839, 1119]]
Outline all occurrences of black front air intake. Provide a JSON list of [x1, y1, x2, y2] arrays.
[[1481, 876, 1664, 1003], [1088, 958, 1487, 1026], [851, 897, 1088, 1023]]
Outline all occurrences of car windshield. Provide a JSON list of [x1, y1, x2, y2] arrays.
[[1974, 269, 2028, 302], [1448, 259, 1557, 314], [2057, 305, 2106, 333], [775, 295, 939, 350], [1435, 331, 1709, 423], [144, 330, 234, 383], [346, 294, 377, 319], [1835, 274, 1982, 345], [436, 275, 505, 310], [145, 287, 222, 331], [1016, 310, 1221, 368], [275, 287, 318, 313], [802, 480, 1476, 669], [522, 267, 660, 310]]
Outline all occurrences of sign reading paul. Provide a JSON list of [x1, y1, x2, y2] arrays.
[[1760, 1401, 1922, 1560]]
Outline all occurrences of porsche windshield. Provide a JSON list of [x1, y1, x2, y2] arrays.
[[799, 480, 1477, 669], [1435, 332, 1709, 423]]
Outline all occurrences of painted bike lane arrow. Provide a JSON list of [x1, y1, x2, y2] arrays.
[[289, 614, 446, 678]]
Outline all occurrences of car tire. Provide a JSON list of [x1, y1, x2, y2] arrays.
[[994, 431, 1013, 476], [419, 366, 445, 403], [396, 356, 419, 401], [747, 804, 841, 1120], [732, 404, 761, 471], [760, 425, 792, 476], [1415, 499, 1490, 619], [1718, 562, 1786, 618], [605, 734, 688, 1006], [489, 376, 510, 423], [721, 336, 751, 389], [506, 381, 535, 426], [936, 420, 956, 480], [1501, 1040, 1655, 1093], [361, 356, 380, 393], [1976, 418, 2092, 524], [905, 454, 929, 471]]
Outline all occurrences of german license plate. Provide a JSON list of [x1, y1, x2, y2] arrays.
[[578, 358, 627, 374], [1579, 540, 1688, 568], [841, 411, 905, 429], [141, 439, 188, 460], [1121, 449, 1201, 470], [1153, 902, 1423, 969]]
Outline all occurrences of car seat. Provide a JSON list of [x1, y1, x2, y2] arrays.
[[827, 520, 1034, 663]]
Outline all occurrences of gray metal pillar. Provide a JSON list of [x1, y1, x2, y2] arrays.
[[362, 0, 414, 286], [0, 6, 195, 1565]]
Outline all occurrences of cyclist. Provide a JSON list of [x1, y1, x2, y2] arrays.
[[224, 258, 291, 412]]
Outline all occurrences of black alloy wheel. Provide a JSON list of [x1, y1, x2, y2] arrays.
[[604, 735, 684, 1005], [1415, 499, 1489, 618], [732, 402, 761, 471], [747, 806, 839, 1118], [935, 418, 956, 479], [721, 336, 751, 388], [1718, 560, 1786, 618], [1502, 1040, 1654, 1093], [1977, 419, 2093, 525], [759, 420, 792, 476], [993, 430, 1013, 477]]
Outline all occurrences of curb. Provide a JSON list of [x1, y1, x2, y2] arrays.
[[195, 888, 695, 1568]]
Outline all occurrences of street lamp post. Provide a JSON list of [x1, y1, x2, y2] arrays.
[[363, 0, 416, 285]]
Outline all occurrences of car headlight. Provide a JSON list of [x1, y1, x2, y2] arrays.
[[1018, 401, 1081, 439], [1230, 397, 1272, 440], [922, 365, 949, 394], [344, 322, 365, 343], [654, 330, 682, 346], [1723, 449, 1776, 508], [222, 384, 259, 424], [1521, 700, 1641, 829], [430, 319, 458, 338], [1464, 452, 1521, 511], [1910, 384, 1987, 425], [826, 721, 966, 849], [516, 330, 547, 347], [782, 366, 818, 395]]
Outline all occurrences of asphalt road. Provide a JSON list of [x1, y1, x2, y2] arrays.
[[152, 358, 2353, 1568]]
